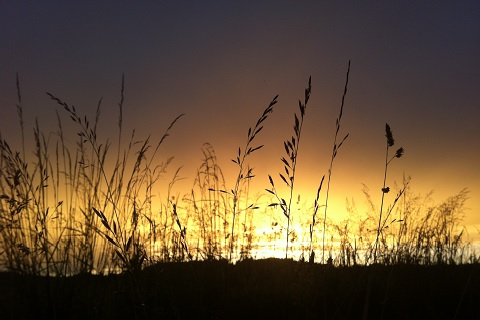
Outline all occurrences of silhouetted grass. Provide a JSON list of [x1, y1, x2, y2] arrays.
[[1, 69, 477, 271], [216, 94, 277, 261], [319, 60, 351, 264], [266, 76, 311, 259], [0, 67, 479, 318]]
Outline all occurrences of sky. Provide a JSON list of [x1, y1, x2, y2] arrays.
[[1, 1, 479, 241]]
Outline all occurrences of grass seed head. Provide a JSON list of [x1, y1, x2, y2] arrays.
[[395, 147, 404, 158], [385, 123, 395, 147]]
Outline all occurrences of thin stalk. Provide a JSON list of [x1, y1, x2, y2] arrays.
[[16, 73, 25, 161], [373, 139, 390, 263], [267, 77, 311, 259], [321, 60, 350, 264], [373, 123, 404, 264], [224, 95, 277, 262]]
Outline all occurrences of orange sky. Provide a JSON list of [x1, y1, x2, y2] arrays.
[[1, 1, 479, 242]]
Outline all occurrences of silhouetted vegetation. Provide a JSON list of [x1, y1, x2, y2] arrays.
[[0, 66, 478, 319]]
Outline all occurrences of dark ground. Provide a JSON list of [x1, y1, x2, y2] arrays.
[[1, 259, 479, 319]]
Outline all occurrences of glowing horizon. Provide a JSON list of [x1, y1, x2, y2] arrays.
[[1, 2, 479, 270]]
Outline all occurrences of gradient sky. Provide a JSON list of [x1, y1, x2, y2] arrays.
[[1, 1, 479, 239]]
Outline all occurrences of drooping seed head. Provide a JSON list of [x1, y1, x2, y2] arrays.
[[395, 147, 404, 158]]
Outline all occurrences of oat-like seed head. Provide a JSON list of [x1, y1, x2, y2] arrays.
[[395, 147, 404, 158], [385, 123, 395, 147]]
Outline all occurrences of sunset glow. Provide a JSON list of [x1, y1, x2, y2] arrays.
[[1, 1, 479, 274], [3, 3, 480, 320]]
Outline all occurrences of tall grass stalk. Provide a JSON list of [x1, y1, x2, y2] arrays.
[[219, 95, 277, 262], [373, 123, 404, 263], [267, 77, 311, 259], [16, 73, 26, 161], [188, 143, 228, 260], [320, 61, 351, 264], [308, 176, 324, 262], [48, 81, 184, 273]]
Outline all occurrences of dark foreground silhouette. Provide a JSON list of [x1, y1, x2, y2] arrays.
[[1, 259, 479, 319]]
